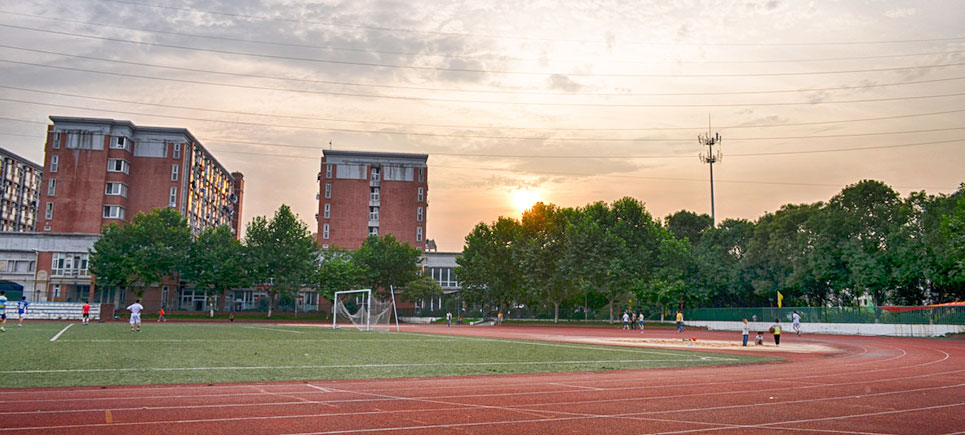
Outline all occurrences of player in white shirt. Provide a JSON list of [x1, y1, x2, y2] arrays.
[[127, 299, 144, 332], [792, 311, 802, 336]]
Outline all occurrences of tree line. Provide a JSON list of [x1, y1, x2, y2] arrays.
[[89, 205, 439, 316], [456, 180, 965, 322]]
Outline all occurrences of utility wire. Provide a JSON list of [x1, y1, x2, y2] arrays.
[[3, 44, 964, 98], [3, 98, 964, 142], [3, 10, 963, 66], [3, 59, 965, 108], [96, 0, 965, 47], [2, 23, 965, 77]]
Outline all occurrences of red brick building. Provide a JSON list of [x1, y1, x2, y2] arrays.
[[318, 150, 427, 250], [39, 117, 244, 237]]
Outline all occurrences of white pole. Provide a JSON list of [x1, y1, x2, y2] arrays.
[[366, 290, 372, 331], [390, 285, 400, 332], [332, 293, 338, 329]]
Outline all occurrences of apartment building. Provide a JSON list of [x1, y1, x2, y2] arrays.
[[318, 150, 428, 250], [0, 147, 42, 232], [38, 117, 244, 237]]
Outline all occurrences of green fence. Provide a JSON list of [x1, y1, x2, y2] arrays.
[[683, 306, 965, 325]]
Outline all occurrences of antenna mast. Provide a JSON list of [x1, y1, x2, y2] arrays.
[[698, 115, 723, 226]]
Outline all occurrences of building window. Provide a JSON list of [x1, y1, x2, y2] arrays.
[[50, 155, 58, 173], [369, 207, 379, 221], [111, 137, 128, 150], [171, 164, 179, 181], [161, 286, 169, 308], [371, 167, 380, 181], [370, 187, 380, 202], [169, 187, 177, 205], [325, 164, 333, 178], [323, 203, 330, 219], [369, 227, 378, 236], [51, 253, 90, 277], [107, 159, 130, 174], [47, 179, 56, 196], [416, 227, 423, 242], [419, 168, 425, 182], [418, 187, 424, 202], [324, 183, 332, 199], [105, 182, 128, 197], [52, 133, 60, 149], [417, 207, 423, 222], [173, 143, 181, 159], [45, 202, 53, 220], [52, 284, 61, 298], [322, 223, 330, 239], [103, 205, 125, 219]]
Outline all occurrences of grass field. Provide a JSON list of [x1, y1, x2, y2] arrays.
[[0, 322, 774, 388]]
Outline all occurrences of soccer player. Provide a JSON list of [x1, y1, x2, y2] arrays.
[[17, 297, 28, 327], [0, 290, 7, 332], [158, 307, 166, 322], [792, 311, 802, 336], [82, 301, 91, 325], [127, 299, 144, 332]]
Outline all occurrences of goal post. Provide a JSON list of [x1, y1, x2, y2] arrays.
[[332, 288, 399, 332]]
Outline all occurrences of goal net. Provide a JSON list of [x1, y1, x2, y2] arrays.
[[332, 288, 399, 331]]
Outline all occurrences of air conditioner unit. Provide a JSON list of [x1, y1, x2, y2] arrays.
[[43, 225, 51, 231], [168, 202, 176, 208]]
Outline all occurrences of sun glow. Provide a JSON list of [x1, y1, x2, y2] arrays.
[[511, 189, 541, 214]]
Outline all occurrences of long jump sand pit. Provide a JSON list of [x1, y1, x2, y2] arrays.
[[569, 336, 838, 353]]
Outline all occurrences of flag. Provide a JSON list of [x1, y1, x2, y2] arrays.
[[777, 291, 784, 308]]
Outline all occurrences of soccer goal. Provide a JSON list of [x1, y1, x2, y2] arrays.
[[332, 288, 400, 331]]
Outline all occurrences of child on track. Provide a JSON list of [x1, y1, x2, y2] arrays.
[[792, 311, 802, 336], [770, 318, 782, 346], [741, 319, 750, 346], [0, 290, 6, 332], [637, 312, 645, 332]]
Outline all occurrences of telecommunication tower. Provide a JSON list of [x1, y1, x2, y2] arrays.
[[698, 117, 722, 226]]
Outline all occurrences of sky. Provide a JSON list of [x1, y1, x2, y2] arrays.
[[0, 0, 963, 252]]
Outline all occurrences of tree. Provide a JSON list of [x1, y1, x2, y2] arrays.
[[940, 186, 965, 300], [352, 234, 423, 293], [184, 225, 249, 317], [457, 217, 525, 315], [694, 219, 754, 307], [90, 208, 191, 298], [314, 248, 364, 303], [244, 205, 318, 317], [403, 274, 444, 303], [520, 202, 577, 323], [664, 210, 713, 245]]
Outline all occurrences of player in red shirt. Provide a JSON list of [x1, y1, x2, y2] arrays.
[[82, 302, 91, 325]]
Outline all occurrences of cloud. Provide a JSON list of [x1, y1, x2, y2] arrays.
[[883, 8, 917, 18], [547, 74, 582, 92]]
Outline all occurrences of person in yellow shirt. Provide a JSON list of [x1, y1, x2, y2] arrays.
[[675, 311, 684, 333], [770, 318, 782, 346]]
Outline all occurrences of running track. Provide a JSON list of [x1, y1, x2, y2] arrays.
[[2, 325, 963, 434]]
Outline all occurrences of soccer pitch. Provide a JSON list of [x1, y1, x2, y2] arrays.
[[1, 322, 773, 388]]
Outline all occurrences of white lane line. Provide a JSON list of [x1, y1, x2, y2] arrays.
[[549, 383, 604, 391], [0, 358, 725, 375], [242, 326, 304, 334], [305, 384, 333, 393], [48, 324, 73, 342]]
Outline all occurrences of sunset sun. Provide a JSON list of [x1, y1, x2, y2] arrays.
[[511, 189, 540, 214]]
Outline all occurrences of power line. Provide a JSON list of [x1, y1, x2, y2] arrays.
[[3, 87, 964, 139], [3, 98, 964, 142], [96, 0, 965, 47], [3, 23, 965, 78], [4, 44, 965, 98], [4, 59, 965, 108], [3, 10, 963, 66]]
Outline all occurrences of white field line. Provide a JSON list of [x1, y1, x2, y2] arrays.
[[0, 358, 730, 375], [242, 325, 304, 334], [48, 324, 73, 342]]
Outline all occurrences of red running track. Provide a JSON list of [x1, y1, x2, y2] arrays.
[[1, 325, 963, 434]]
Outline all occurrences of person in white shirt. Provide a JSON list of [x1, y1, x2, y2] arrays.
[[622, 311, 630, 330], [792, 311, 802, 336], [127, 299, 144, 333], [741, 319, 751, 346]]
